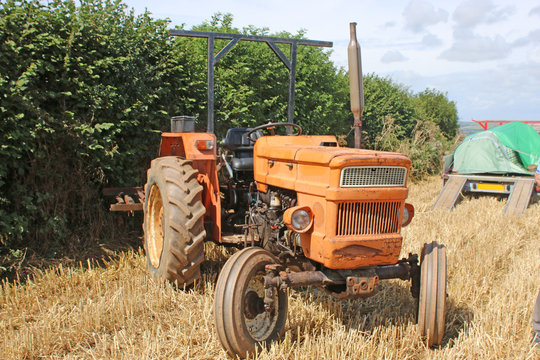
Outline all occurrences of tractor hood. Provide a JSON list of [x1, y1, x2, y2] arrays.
[[253, 135, 411, 195], [294, 146, 411, 169]]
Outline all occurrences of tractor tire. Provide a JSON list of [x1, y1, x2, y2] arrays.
[[143, 156, 206, 287], [417, 241, 447, 347], [214, 247, 288, 358]]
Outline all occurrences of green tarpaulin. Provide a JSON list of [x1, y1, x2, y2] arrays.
[[453, 122, 540, 175]]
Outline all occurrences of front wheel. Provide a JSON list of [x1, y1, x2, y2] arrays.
[[417, 241, 447, 347], [214, 247, 288, 358]]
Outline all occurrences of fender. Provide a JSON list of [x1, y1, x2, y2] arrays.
[[159, 132, 221, 242]]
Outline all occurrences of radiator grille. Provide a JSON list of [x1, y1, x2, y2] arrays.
[[337, 201, 401, 236], [340, 166, 407, 187]]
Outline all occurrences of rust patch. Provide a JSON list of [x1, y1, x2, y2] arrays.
[[333, 245, 382, 259]]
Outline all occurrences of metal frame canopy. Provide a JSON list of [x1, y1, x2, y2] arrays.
[[169, 29, 333, 134]]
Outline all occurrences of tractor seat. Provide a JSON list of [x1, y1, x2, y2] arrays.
[[222, 128, 262, 172]]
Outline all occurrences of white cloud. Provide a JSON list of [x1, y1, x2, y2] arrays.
[[452, 0, 515, 28], [513, 29, 540, 47], [440, 33, 511, 62], [422, 33, 443, 47], [381, 50, 408, 63], [452, 0, 494, 28], [389, 61, 540, 121], [486, 5, 515, 23], [527, 46, 540, 63], [403, 0, 448, 33], [443, 1, 524, 62], [529, 6, 540, 17]]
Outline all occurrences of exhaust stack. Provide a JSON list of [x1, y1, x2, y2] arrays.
[[347, 22, 364, 149]]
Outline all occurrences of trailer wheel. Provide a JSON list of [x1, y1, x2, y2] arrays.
[[417, 241, 447, 347], [214, 247, 288, 358], [143, 157, 206, 287]]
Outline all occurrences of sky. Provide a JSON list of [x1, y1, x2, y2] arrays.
[[123, 0, 540, 123]]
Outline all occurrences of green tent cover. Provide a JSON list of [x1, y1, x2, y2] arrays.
[[453, 122, 540, 175]]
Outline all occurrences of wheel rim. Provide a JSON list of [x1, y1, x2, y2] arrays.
[[146, 184, 164, 268], [214, 248, 288, 357], [243, 272, 280, 341]]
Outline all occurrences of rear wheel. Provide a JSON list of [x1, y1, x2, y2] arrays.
[[417, 241, 447, 347], [143, 157, 206, 287], [214, 247, 288, 358]]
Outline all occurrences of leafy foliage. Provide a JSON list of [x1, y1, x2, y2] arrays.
[[412, 88, 458, 138], [0, 0, 200, 251], [373, 117, 451, 180], [361, 74, 417, 147], [362, 75, 458, 178]]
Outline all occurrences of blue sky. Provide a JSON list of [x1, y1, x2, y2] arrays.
[[123, 0, 540, 124]]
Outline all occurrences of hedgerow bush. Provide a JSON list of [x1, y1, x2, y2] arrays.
[[0, 0, 204, 254], [372, 118, 451, 180], [361, 75, 457, 179]]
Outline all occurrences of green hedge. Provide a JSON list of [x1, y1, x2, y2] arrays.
[[0, 0, 204, 250]]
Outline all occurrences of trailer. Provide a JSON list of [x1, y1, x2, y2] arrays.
[[432, 121, 540, 216]]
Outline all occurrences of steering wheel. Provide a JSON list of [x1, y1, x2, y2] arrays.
[[247, 122, 303, 142]]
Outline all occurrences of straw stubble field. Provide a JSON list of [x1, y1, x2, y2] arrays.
[[1, 177, 539, 359]]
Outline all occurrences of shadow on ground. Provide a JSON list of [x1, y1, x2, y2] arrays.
[[0, 212, 144, 284], [286, 281, 473, 350]]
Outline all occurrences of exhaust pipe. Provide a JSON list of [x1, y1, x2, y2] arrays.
[[348, 22, 364, 149]]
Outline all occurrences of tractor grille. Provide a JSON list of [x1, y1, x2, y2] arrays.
[[336, 201, 401, 236], [340, 166, 407, 187]]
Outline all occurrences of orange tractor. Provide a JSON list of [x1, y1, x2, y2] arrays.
[[139, 24, 447, 358]]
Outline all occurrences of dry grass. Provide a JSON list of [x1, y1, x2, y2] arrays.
[[1, 177, 539, 359]]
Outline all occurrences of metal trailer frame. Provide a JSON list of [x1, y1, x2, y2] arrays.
[[432, 174, 536, 216], [169, 29, 333, 134], [472, 119, 540, 131]]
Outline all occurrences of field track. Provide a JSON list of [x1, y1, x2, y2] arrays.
[[1, 176, 539, 359]]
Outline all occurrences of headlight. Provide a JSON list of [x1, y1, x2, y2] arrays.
[[402, 207, 410, 225], [291, 209, 310, 231], [402, 203, 414, 227], [195, 139, 214, 150], [284, 206, 313, 233]]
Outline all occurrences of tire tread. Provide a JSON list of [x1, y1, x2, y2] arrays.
[[143, 156, 206, 287]]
